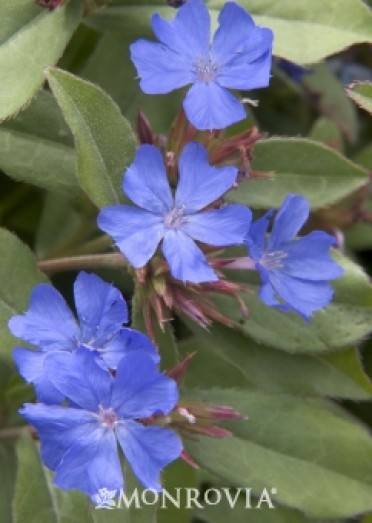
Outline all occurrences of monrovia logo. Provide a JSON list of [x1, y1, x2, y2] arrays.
[[94, 487, 277, 510]]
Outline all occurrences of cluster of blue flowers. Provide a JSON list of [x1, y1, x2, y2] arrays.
[[10, 273, 182, 499], [11, 0, 345, 502], [99, 0, 342, 319]]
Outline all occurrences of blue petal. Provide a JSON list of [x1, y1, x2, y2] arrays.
[[19, 403, 97, 471], [212, 2, 273, 89], [182, 204, 252, 246], [97, 205, 165, 268], [54, 428, 122, 499], [123, 145, 173, 213], [258, 280, 281, 308], [162, 229, 218, 283], [130, 40, 193, 94], [44, 349, 113, 411], [245, 210, 274, 261], [183, 81, 246, 130], [269, 195, 310, 249], [175, 142, 238, 212], [216, 49, 273, 90], [74, 272, 128, 349], [256, 265, 291, 312], [151, 0, 210, 58], [117, 421, 182, 491], [112, 351, 178, 419], [101, 329, 160, 369], [8, 284, 78, 351], [13, 348, 64, 404], [269, 271, 334, 319], [211, 2, 256, 58], [282, 231, 344, 281]]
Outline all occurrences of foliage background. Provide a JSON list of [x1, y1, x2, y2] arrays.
[[1, 0, 372, 522]]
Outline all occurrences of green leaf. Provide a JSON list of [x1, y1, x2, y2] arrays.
[[45, 67, 137, 208], [354, 143, 372, 170], [0, 228, 48, 361], [157, 460, 198, 523], [13, 434, 156, 523], [0, 90, 78, 194], [182, 335, 249, 390], [196, 496, 315, 523], [86, 0, 372, 65], [216, 253, 372, 353], [344, 144, 372, 250], [0, 441, 16, 523], [227, 138, 368, 210], [0, 0, 82, 121], [185, 388, 372, 519], [181, 322, 372, 400], [304, 64, 358, 143], [13, 433, 93, 523], [309, 117, 343, 151], [13, 434, 59, 523], [346, 81, 372, 115]]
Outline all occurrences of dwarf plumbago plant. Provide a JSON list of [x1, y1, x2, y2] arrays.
[[2, 0, 372, 520]]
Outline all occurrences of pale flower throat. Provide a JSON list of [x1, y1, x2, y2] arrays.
[[97, 406, 119, 428], [193, 55, 220, 83], [164, 207, 186, 229], [260, 250, 288, 270]]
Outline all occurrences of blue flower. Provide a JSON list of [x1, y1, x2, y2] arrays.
[[20, 349, 182, 498], [9, 272, 158, 403], [97, 142, 252, 283], [245, 195, 344, 319], [130, 0, 273, 130]]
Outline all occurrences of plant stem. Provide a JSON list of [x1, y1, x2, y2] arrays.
[[38, 253, 129, 275]]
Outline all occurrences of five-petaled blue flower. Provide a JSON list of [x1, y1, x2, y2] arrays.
[[97, 142, 251, 283], [130, 0, 273, 130], [20, 349, 182, 499], [245, 195, 344, 319], [9, 272, 158, 403]]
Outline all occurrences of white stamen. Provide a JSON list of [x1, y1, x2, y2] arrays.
[[164, 206, 186, 229], [193, 56, 220, 82], [260, 250, 288, 270]]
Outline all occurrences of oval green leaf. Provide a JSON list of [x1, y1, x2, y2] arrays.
[[0, 228, 48, 361], [0, 0, 82, 121], [46, 67, 137, 208], [346, 82, 372, 116], [186, 388, 372, 519], [0, 90, 78, 194], [227, 138, 368, 210]]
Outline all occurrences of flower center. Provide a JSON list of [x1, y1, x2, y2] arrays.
[[260, 250, 288, 270], [97, 406, 118, 428], [164, 207, 186, 229], [193, 56, 219, 83]]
